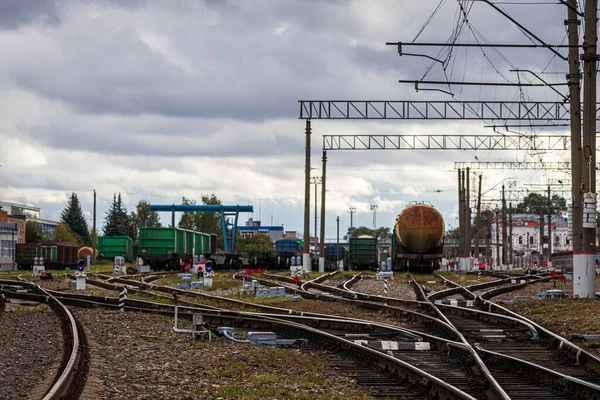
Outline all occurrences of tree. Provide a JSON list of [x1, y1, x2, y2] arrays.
[[236, 233, 274, 254], [374, 226, 392, 239], [129, 200, 161, 241], [53, 223, 81, 245], [178, 194, 222, 234], [26, 221, 51, 243], [60, 193, 89, 245], [350, 226, 374, 238], [103, 193, 130, 237], [515, 193, 566, 214]]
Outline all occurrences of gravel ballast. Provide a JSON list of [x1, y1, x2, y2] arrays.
[[0, 302, 63, 399], [75, 309, 372, 399]]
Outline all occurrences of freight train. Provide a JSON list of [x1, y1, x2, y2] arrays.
[[392, 202, 445, 273], [138, 227, 216, 270], [15, 241, 79, 270]]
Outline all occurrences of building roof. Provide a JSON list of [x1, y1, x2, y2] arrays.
[[238, 226, 284, 231], [0, 201, 41, 212]]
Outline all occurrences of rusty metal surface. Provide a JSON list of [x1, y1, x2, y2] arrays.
[[396, 204, 445, 253]]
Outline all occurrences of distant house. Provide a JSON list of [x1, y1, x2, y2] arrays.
[[238, 218, 284, 243], [0, 222, 18, 271], [0, 201, 59, 240]]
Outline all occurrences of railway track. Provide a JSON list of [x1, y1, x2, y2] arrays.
[[0, 279, 90, 400], [2, 278, 483, 399], [413, 275, 600, 399]]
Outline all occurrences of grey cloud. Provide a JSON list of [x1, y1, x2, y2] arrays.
[[0, 0, 61, 30]]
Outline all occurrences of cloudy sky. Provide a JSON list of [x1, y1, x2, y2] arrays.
[[0, 0, 576, 240]]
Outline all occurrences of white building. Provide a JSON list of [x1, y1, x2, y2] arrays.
[[490, 213, 571, 267], [0, 222, 18, 271]]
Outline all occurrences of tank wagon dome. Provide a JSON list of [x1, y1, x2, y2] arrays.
[[395, 203, 445, 253]]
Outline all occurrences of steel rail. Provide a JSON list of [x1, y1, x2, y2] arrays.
[[0, 279, 85, 400], [9, 283, 477, 400]]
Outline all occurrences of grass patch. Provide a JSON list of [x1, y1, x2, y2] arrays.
[[13, 305, 50, 313]]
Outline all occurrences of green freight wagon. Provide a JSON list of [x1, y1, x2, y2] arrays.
[[139, 227, 211, 271], [348, 237, 378, 271], [98, 236, 134, 262]]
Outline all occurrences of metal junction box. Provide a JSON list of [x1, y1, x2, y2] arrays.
[[248, 332, 277, 346]]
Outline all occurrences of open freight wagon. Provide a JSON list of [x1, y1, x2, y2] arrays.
[[348, 237, 379, 270], [98, 236, 134, 262], [138, 227, 214, 271]]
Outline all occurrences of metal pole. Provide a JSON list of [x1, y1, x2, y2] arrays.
[[337, 216, 340, 271], [548, 186, 552, 267], [578, 0, 597, 298], [539, 211, 545, 267], [466, 167, 471, 261], [319, 151, 327, 273], [314, 179, 318, 250], [92, 189, 96, 265], [475, 174, 482, 265], [303, 120, 312, 271], [509, 202, 513, 268], [458, 170, 463, 260], [502, 184, 507, 267], [495, 210, 500, 269], [567, 0, 583, 293]]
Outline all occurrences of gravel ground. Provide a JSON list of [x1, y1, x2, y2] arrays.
[[0, 302, 63, 399], [75, 309, 372, 399], [350, 277, 417, 300]]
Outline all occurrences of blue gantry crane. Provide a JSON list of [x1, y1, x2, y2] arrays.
[[149, 204, 254, 253]]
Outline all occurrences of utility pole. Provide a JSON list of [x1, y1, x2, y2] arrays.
[[548, 185, 553, 268], [348, 207, 356, 236], [311, 176, 321, 251], [495, 210, 500, 268], [539, 210, 545, 267], [474, 174, 482, 266], [576, 0, 598, 298], [319, 151, 327, 273], [485, 211, 491, 267], [502, 184, 507, 267], [370, 205, 379, 231], [458, 170, 464, 263], [466, 167, 471, 263], [567, 0, 584, 290], [337, 216, 340, 270], [509, 202, 513, 268], [92, 189, 97, 265], [303, 121, 312, 271]]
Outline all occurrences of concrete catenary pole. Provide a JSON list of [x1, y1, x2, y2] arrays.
[[303, 120, 312, 271], [459, 170, 466, 270], [474, 174, 482, 265], [458, 170, 463, 262], [319, 151, 327, 273], [502, 184, 507, 267], [576, 0, 597, 298], [336, 216, 340, 270], [539, 211, 545, 267], [548, 186, 552, 268], [509, 202, 513, 268], [567, 0, 583, 293], [466, 167, 471, 265], [495, 210, 500, 268], [92, 189, 96, 265]]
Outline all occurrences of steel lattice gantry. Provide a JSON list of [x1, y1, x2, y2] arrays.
[[454, 161, 600, 170], [321, 134, 600, 151], [149, 204, 254, 253], [297, 100, 600, 120]]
